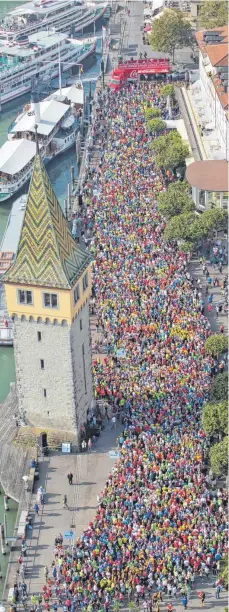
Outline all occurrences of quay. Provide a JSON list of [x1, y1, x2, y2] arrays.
[[0, 1, 227, 609]]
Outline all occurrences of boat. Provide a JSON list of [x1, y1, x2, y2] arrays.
[[0, 82, 85, 202], [0, 30, 97, 106], [0, 0, 108, 43], [0, 194, 28, 344]]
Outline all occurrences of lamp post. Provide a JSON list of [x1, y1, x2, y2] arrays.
[[101, 59, 105, 89]]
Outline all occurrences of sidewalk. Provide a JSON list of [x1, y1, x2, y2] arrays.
[[22, 424, 122, 595]]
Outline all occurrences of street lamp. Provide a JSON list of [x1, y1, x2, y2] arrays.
[[101, 59, 105, 89]]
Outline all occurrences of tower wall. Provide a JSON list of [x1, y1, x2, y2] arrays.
[[13, 311, 92, 435], [70, 302, 94, 432]]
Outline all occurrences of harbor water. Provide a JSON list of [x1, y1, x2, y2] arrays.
[[0, 1, 102, 402]]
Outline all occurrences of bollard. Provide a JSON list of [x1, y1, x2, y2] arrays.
[[4, 495, 9, 511], [0, 563, 2, 578], [0, 524, 6, 555]]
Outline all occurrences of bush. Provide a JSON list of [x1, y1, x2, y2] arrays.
[[210, 436, 228, 476], [205, 334, 228, 358]]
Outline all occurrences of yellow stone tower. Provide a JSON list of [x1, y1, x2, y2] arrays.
[[3, 151, 93, 437]]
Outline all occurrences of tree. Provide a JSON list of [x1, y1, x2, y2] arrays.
[[145, 107, 162, 120], [205, 334, 228, 358], [210, 436, 228, 476], [164, 211, 196, 241], [202, 400, 228, 437], [157, 181, 195, 219], [189, 209, 228, 241], [199, 0, 228, 28], [160, 84, 175, 99], [113, 602, 120, 612], [128, 603, 137, 612], [147, 118, 166, 135], [220, 557, 228, 589], [179, 240, 195, 253], [151, 131, 189, 169], [211, 373, 228, 401], [150, 9, 193, 61]]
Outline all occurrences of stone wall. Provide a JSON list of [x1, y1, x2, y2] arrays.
[[70, 302, 94, 433], [0, 385, 29, 502], [13, 306, 93, 436]]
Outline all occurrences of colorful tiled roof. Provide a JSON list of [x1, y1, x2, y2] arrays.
[[3, 154, 91, 289]]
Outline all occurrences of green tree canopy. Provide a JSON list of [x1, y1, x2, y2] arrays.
[[211, 372, 228, 401], [220, 557, 228, 589], [189, 209, 228, 241], [164, 211, 196, 241], [202, 400, 228, 437], [210, 436, 228, 476], [199, 0, 228, 28], [160, 84, 175, 99], [145, 107, 162, 120], [163, 208, 228, 244], [147, 118, 166, 134], [205, 334, 228, 358], [151, 131, 189, 169], [150, 9, 192, 60], [158, 181, 195, 219]]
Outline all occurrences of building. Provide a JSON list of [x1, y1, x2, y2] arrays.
[[186, 159, 228, 210], [3, 148, 93, 438], [196, 25, 229, 160]]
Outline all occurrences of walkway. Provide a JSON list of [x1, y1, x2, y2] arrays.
[[22, 425, 122, 595]]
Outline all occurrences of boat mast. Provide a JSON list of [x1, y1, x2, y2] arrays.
[[58, 43, 62, 96]]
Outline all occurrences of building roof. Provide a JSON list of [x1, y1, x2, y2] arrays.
[[186, 160, 229, 192], [11, 99, 70, 136], [3, 154, 91, 289], [205, 44, 228, 67], [196, 26, 229, 112], [0, 139, 37, 175]]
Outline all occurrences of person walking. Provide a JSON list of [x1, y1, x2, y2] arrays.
[[111, 415, 116, 429], [34, 503, 39, 515], [182, 595, 188, 610], [215, 585, 221, 599], [44, 565, 49, 582], [62, 495, 68, 509], [198, 591, 205, 607], [67, 473, 73, 485], [81, 439, 87, 452]]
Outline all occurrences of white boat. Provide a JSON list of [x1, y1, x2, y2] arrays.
[[0, 82, 84, 202], [0, 194, 28, 344], [0, 30, 96, 106], [0, 0, 109, 43]]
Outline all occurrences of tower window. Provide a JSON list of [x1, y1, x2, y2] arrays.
[[74, 284, 80, 304], [18, 290, 33, 305], [43, 388, 47, 398], [82, 272, 88, 291], [43, 293, 58, 308], [40, 359, 44, 370], [37, 331, 41, 342]]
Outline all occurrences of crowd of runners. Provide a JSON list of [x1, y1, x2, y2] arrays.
[[40, 83, 228, 609]]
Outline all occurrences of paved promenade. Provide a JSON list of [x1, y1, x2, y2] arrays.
[[23, 425, 122, 595]]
